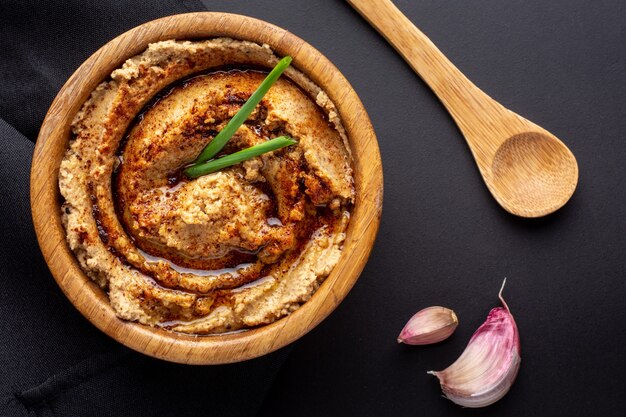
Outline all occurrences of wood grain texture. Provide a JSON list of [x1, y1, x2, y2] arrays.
[[348, 0, 578, 217], [30, 12, 382, 365]]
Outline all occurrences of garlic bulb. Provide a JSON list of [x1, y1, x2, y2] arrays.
[[428, 280, 520, 408], [398, 306, 458, 345]]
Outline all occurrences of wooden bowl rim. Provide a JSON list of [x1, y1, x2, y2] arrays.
[[30, 12, 382, 365]]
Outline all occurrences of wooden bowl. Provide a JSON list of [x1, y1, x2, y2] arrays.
[[31, 12, 382, 364]]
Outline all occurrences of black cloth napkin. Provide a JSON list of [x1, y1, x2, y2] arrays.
[[0, 1, 291, 416]]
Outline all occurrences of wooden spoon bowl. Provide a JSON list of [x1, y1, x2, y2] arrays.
[[489, 132, 577, 217], [30, 13, 382, 364]]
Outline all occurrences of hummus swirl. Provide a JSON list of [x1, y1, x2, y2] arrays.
[[59, 39, 354, 334]]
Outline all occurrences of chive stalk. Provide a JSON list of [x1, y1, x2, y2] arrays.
[[184, 136, 296, 178], [191, 56, 293, 165]]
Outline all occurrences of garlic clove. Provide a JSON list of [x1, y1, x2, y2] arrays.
[[398, 306, 458, 345], [428, 279, 520, 408]]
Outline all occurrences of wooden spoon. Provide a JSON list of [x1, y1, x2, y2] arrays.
[[347, 0, 578, 217]]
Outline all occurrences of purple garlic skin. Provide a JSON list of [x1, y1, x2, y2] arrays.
[[398, 306, 458, 345], [428, 280, 520, 408]]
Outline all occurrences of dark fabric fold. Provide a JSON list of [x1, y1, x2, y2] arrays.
[[15, 351, 130, 409]]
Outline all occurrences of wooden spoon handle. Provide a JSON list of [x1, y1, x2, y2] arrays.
[[347, 0, 506, 140]]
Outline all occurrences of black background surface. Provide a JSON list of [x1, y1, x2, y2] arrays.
[[1, 0, 625, 416]]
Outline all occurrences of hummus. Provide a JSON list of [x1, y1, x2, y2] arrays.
[[59, 39, 354, 334]]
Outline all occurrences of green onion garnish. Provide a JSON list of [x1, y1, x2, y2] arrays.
[[184, 136, 296, 178], [191, 56, 293, 165]]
